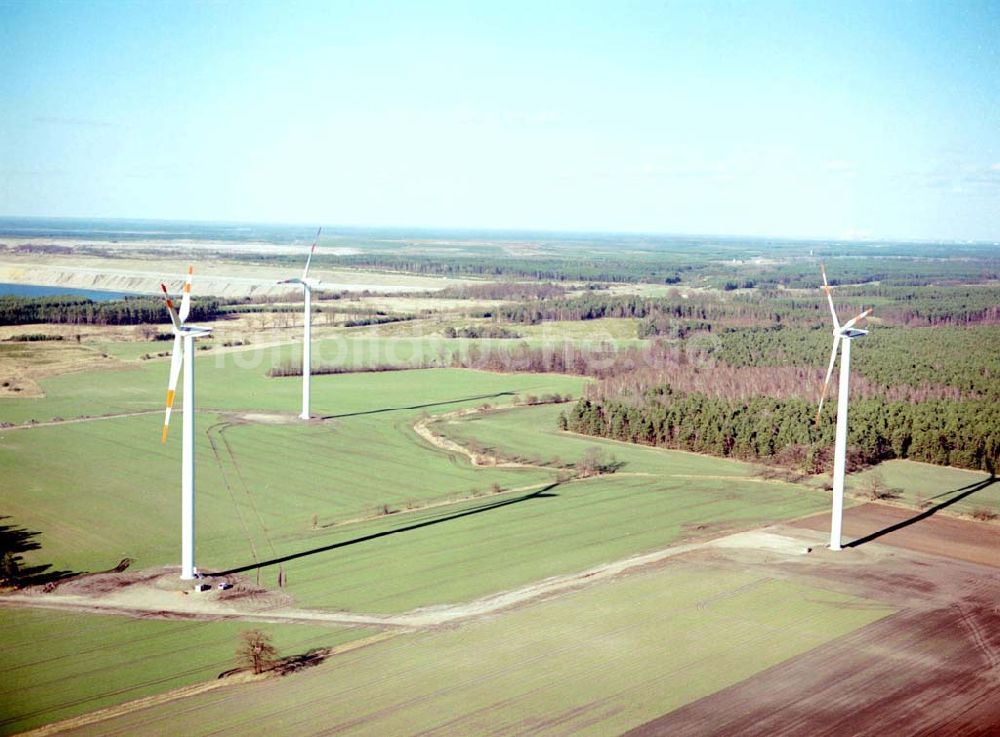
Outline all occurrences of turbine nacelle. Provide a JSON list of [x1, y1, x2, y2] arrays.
[[277, 277, 320, 290], [177, 326, 213, 338], [838, 327, 868, 339]]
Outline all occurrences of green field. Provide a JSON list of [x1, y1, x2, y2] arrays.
[[53, 561, 894, 737], [0, 337, 584, 424], [849, 459, 998, 516], [1, 409, 827, 613], [1, 358, 833, 614], [1, 369, 581, 575], [435, 404, 998, 518], [0, 340, 913, 734], [431, 402, 761, 476], [0, 607, 372, 736]]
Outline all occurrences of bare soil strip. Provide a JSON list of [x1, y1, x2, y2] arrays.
[[791, 503, 1000, 568], [413, 410, 540, 468]]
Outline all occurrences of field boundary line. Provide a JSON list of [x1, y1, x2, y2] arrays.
[[2, 409, 162, 431]]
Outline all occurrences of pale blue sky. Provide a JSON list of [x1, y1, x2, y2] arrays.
[[1, 0, 998, 240]]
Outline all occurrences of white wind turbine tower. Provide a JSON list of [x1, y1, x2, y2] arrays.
[[279, 227, 322, 420], [160, 267, 212, 580], [817, 264, 871, 551]]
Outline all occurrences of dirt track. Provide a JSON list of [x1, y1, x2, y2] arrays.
[[0, 531, 804, 629]]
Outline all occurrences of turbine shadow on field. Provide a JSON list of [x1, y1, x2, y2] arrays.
[[319, 392, 514, 420], [0, 517, 79, 587], [847, 474, 997, 549], [215, 484, 560, 576]]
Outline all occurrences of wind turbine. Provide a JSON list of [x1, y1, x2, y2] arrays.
[[279, 227, 322, 420], [816, 264, 871, 551], [160, 266, 212, 580]]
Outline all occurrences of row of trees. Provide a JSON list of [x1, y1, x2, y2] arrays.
[[434, 282, 569, 300], [562, 389, 999, 473], [710, 258, 1000, 289], [442, 325, 522, 339], [0, 295, 224, 326], [332, 253, 687, 283], [473, 285, 1000, 331], [248, 245, 1000, 288]]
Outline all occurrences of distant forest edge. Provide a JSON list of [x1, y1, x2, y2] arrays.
[[474, 286, 1000, 328], [4, 284, 997, 330], [561, 389, 998, 475], [6, 219, 1000, 287], [297, 253, 1000, 287], [0, 295, 226, 327]]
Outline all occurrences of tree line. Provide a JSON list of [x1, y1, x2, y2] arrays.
[[562, 388, 999, 473], [475, 285, 1000, 332], [0, 295, 224, 326]]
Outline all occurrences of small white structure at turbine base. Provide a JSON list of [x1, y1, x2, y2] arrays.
[[816, 265, 871, 551], [160, 267, 212, 580], [279, 227, 323, 420]]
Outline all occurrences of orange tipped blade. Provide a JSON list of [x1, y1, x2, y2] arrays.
[[842, 308, 872, 331], [162, 335, 183, 441], [178, 266, 193, 323], [161, 283, 181, 329], [819, 265, 841, 330]]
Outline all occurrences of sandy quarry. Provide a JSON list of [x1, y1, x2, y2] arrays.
[[0, 250, 471, 298]]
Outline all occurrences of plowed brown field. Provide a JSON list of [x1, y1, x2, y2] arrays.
[[626, 508, 1000, 737]]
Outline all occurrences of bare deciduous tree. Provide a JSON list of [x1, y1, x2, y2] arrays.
[[237, 629, 278, 675]]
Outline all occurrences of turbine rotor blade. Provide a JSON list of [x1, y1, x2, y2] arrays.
[[820, 263, 841, 331], [302, 227, 322, 280], [842, 308, 872, 331], [178, 265, 193, 323], [816, 336, 840, 423], [162, 334, 183, 443], [160, 283, 181, 330]]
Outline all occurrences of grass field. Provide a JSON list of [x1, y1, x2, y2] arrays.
[[4, 335, 972, 736], [0, 336, 585, 423], [435, 404, 997, 518], [1, 359, 832, 613], [431, 402, 760, 476], [1, 408, 827, 613], [238, 471, 828, 613], [849, 459, 998, 516], [0, 370, 581, 575], [53, 561, 894, 737], [0, 607, 372, 736]]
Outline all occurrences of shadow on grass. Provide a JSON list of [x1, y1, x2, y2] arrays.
[[215, 484, 559, 576], [320, 391, 514, 420], [847, 474, 997, 549], [0, 517, 80, 588], [218, 646, 338, 680]]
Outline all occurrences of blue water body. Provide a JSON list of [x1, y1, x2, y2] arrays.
[[0, 283, 137, 301]]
